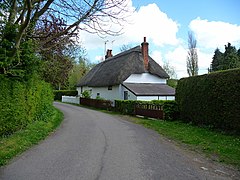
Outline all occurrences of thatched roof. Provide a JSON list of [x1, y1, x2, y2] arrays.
[[123, 83, 175, 96], [77, 46, 169, 87]]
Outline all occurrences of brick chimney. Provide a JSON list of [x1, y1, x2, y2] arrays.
[[105, 49, 113, 59], [141, 37, 149, 70]]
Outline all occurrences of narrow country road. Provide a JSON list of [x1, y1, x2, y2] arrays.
[[0, 102, 239, 180]]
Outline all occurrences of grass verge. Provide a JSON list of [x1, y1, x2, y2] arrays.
[[127, 117, 240, 169], [0, 107, 63, 166]]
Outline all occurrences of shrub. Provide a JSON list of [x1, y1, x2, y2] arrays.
[[53, 90, 78, 101], [0, 75, 54, 136], [82, 90, 91, 99], [114, 100, 179, 120], [162, 101, 179, 120], [176, 68, 240, 133], [114, 100, 138, 115]]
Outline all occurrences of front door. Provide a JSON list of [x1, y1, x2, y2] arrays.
[[124, 91, 128, 100]]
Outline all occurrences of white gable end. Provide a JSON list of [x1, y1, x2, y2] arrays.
[[124, 73, 167, 84]]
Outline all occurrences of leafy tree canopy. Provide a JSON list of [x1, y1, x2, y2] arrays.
[[210, 43, 240, 72], [0, 0, 132, 78]]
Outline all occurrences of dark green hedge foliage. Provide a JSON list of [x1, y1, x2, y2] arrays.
[[114, 100, 179, 120], [53, 90, 78, 101], [115, 100, 138, 115], [0, 75, 54, 136], [176, 68, 240, 132]]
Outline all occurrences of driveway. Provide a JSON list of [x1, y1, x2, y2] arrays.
[[0, 102, 238, 180]]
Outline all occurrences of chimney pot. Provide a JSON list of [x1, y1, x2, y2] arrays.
[[105, 49, 113, 59]]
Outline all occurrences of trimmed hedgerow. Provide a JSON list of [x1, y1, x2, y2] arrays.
[[0, 75, 54, 136], [114, 100, 138, 115], [176, 68, 240, 133], [53, 90, 78, 101], [114, 100, 179, 120]]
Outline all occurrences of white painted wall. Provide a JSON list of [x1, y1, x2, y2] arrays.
[[137, 96, 175, 101], [76, 72, 173, 102], [77, 84, 175, 102], [78, 85, 121, 102], [62, 96, 80, 104], [124, 73, 167, 84]]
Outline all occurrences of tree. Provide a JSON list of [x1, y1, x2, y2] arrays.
[[162, 61, 177, 79], [0, 0, 132, 77], [186, 31, 198, 76], [68, 58, 95, 90], [209, 43, 240, 72], [41, 54, 73, 90], [210, 48, 223, 72], [223, 43, 239, 70]]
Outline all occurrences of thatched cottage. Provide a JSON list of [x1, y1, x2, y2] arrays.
[[77, 37, 175, 102]]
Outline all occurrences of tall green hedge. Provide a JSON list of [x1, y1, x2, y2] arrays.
[[176, 68, 240, 132], [114, 100, 179, 120], [53, 90, 78, 101], [0, 75, 54, 136]]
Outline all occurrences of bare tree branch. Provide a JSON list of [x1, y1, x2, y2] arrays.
[[186, 31, 198, 76]]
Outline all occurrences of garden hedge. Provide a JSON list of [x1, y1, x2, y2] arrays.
[[114, 100, 179, 120], [0, 75, 54, 136], [176, 68, 240, 132], [53, 90, 78, 101]]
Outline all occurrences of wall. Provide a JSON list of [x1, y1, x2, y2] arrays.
[[124, 73, 166, 84], [137, 96, 175, 101], [62, 96, 80, 104], [78, 85, 121, 102], [76, 73, 172, 102]]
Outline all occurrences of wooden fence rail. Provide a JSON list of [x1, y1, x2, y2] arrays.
[[135, 104, 164, 119], [81, 98, 164, 119]]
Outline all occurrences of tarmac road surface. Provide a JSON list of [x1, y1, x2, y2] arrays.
[[0, 102, 239, 180]]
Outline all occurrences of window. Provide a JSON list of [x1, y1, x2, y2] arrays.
[[108, 86, 112, 90], [124, 91, 128, 100], [97, 93, 100, 96]]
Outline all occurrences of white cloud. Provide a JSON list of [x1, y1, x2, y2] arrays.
[[189, 17, 240, 49], [165, 46, 188, 78], [79, 2, 180, 51], [151, 51, 163, 65], [123, 3, 180, 46]]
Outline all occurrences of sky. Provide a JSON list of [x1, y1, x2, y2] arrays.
[[79, 0, 240, 79]]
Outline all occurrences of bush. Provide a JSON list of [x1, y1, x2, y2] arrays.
[[82, 90, 91, 99], [115, 100, 138, 115], [114, 100, 179, 120], [0, 75, 54, 136], [53, 90, 78, 101], [176, 68, 240, 133]]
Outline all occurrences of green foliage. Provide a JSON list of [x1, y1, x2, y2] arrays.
[[0, 22, 40, 78], [0, 108, 63, 166], [162, 101, 179, 120], [53, 90, 78, 101], [81, 90, 91, 99], [68, 59, 94, 90], [115, 100, 138, 115], [210, 43, 240, 72], [167, 79, 178, 88], [176, 68, 240, 133], [0, 75, 54, 136], [114, 100, 179, 120], [210, 48, 223, 72]]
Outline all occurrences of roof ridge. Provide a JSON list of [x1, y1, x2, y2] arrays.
[[103, 46, 141, 63]]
